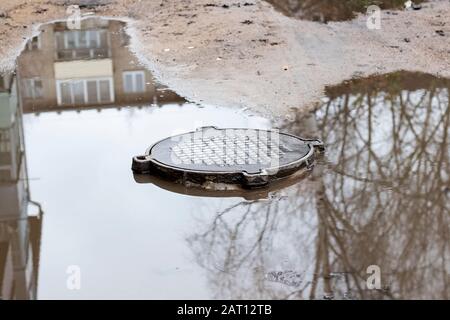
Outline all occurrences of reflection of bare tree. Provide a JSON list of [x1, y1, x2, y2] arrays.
[[187, 72, 450, 299], [265, 0, 423, 22]]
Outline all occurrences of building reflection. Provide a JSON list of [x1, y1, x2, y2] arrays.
[[0, 73, 42, 300], [17, 18, 183, 114], [187, 72, 450, 299]]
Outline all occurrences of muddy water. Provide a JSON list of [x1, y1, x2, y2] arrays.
[[265, 0, 425, 22], [0, 18, 448, 299]]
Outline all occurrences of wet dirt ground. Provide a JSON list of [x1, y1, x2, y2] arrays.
[[0, 5, 449, 300], [0, 0, 449, 116]]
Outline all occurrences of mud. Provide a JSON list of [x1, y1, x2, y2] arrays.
[[0, 0, 449, 117]]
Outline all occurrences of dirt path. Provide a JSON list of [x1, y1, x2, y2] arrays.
[[1, 0, 449, 117]]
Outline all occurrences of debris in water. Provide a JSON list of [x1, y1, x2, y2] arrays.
[[343, 291, 354, 300]]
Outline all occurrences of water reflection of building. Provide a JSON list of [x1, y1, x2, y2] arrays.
[[0, 73, 42, 300], [17, 18, 182, 114]]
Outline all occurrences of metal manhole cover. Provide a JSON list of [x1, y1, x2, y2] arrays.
[[132, 126, 324, 188]]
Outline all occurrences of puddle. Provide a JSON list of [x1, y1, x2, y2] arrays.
[[265, 0, 425, 22], [1, 17, 449, 299], [187, 71, 450, 300]]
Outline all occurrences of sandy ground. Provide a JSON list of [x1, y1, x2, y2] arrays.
[[0, 0, 449, 118]]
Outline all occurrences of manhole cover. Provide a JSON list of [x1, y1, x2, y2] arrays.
[[132, 126, 324, 188]]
